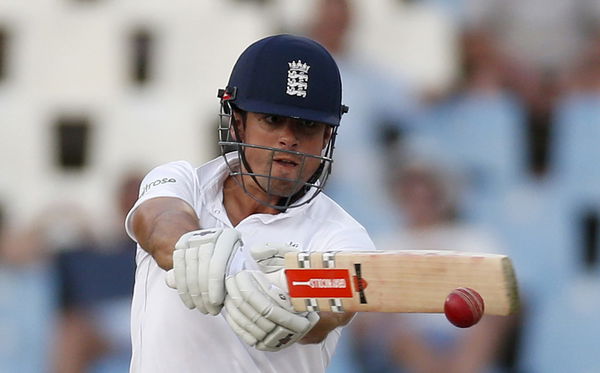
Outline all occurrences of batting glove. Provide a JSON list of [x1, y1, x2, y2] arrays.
[[251, 242, 299, 274], [224, 270, 319, 351], [166, 228, 242, 315]]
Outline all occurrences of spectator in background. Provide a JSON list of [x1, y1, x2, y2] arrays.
[[465, 0, 600, 80], [305, 0, 422, 236], [414, 28, 527, 226], [53, 172, 142, 373], [0, 202, 57, 373], [461, 0, 600, 180], [348, 148, 514, 373]]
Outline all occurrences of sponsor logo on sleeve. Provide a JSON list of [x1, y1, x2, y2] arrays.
[[140, 177, 176, 197]]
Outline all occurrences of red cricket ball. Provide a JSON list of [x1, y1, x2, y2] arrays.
[[444, 287, 485, 328]]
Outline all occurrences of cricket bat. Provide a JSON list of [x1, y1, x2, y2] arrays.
[[267, 250, 519, 315]]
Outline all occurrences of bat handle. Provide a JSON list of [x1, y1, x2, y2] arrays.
[[264, 269, 289, 292]]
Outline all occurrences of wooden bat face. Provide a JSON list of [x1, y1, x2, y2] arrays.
[[281, 250, 519, 315]]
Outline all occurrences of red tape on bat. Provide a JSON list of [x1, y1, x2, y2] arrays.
[[285, 269, 353, 298]]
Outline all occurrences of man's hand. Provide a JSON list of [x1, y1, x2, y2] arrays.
[[165, 228, 241, 315], [224, 270, 319, 351], [251, 243, 356, 345]]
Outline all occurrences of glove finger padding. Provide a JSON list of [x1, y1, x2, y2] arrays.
[[251, 243, 299, 274], [224, 296, 269, 341], [256, 311, 319, 352], [172, 249, 196, 309], [237, 270, 310, 332], [226, 276, 277, 333], [196, 243, 215, 314], [208, 229, 242, 305], [223, 310, 257, 346], [167, 228, 242, 315], [224, 270, 320, 351]]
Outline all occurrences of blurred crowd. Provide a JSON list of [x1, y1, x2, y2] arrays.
[[2, 0, 600, 372], [0, 172, 142, 373]]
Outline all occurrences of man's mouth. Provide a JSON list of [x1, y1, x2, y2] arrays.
[[273, 158, 299, 168]]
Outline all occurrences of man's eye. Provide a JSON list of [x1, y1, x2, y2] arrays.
[[265, 115, 283, 124], [300, 120, 317, 128]]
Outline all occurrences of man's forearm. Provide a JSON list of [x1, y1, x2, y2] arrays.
[[132, 197, 200, 270]]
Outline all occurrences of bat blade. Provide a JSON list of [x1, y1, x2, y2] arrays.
[[280, 250, 519, 315]]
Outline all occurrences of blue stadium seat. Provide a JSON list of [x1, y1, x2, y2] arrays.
[[551, 93, 600, 205], [412, 91, 527, 223]]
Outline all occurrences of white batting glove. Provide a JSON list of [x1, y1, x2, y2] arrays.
[[251, 243, 299, 273], [224, 270, 319, 351], [165, 228, 241, 315]]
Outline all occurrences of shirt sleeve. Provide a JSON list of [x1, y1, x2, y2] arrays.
[[125, 160, 198, 242]]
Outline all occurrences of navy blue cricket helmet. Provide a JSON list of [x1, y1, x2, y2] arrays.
[[220, 34, 348, 126], [217, 34, 348, 210]]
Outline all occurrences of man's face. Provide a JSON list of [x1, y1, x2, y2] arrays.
[[234, 112, 332, 197]]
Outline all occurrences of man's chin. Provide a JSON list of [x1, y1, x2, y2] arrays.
[[261, 181, 304, 198]]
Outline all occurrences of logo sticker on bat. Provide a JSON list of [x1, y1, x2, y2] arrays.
[[285, 268, 370, 301], [285, 269, 353, 298]]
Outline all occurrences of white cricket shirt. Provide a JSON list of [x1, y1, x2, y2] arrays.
[[125, 155, 375, 373]]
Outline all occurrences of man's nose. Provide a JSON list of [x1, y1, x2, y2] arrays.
[[278, 120, 299, 148]]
